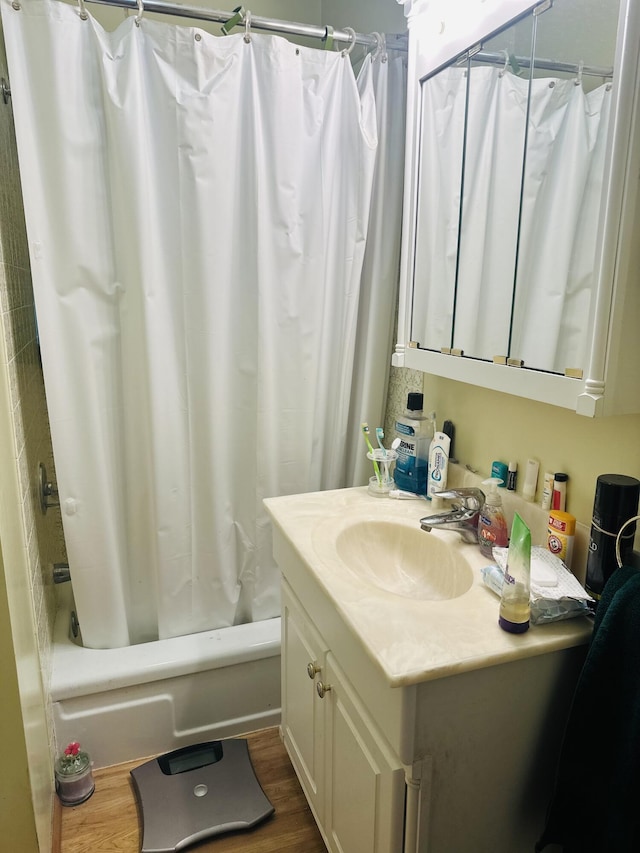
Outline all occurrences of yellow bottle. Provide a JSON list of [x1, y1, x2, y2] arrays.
[[547, 510, 576, 568]]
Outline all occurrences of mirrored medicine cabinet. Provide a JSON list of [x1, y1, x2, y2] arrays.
[[395, 0, 640, 416]]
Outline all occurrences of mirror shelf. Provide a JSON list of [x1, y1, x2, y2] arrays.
[[398, 346, 589, 413]]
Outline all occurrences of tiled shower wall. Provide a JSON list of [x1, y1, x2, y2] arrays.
[[0, 63, 66, 743], [384, 365, 427, 452]]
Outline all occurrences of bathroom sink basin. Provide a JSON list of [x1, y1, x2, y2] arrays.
[[334, 519, 474, 601]]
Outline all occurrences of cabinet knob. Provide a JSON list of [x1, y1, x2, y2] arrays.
[[307, 661, 321, 679], [316, 681, 332, 699]]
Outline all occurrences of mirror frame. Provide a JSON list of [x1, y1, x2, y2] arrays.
[[395, 0, 639, 416]]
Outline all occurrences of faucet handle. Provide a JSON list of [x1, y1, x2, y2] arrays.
[[432, 487, 485, 511]]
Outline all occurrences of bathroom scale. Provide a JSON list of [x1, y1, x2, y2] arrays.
[[130, 738, 275, 853]]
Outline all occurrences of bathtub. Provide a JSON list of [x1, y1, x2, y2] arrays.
[[50, 594, 281, 768]]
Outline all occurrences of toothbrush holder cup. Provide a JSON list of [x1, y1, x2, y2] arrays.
[[367, 448, 398, 496]]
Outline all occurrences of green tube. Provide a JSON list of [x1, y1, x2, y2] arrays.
[[498, 513, 531, 634]]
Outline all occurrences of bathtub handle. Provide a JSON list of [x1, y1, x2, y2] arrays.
[[38, 462, 60, 514], [316, 681, 332, 699], [307, 661, 321, 680]]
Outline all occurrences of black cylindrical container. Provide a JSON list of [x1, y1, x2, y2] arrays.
[[585, 474, 640, 600]]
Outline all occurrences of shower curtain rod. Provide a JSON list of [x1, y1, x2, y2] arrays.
[[84, 0, 406, 51], [469, 49, 613, 79]]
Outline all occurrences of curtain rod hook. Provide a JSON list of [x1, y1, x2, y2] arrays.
[[499, 49, 509, 77], [322, 25, 334, 51], [341, 27, 357, 58], [221, 5, 243, 36], [135, 0, 144, 26], [379, 32, 388, 63], [574, 59, 584, 86], [77, 0, 89, 21], [370, 32, 383, 62], [244, 9, 252, 42]]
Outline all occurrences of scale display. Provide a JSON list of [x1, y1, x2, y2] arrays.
[[157, 741, 224, 776]]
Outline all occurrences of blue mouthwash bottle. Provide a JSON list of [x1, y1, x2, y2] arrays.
[[393, 393, 432, 495]]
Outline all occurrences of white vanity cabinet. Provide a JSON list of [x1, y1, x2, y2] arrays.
[[281, 584, 327, 820], [267, 488, 593, 853], [396, 0, 640, 416], [282, 580, 406, 853]]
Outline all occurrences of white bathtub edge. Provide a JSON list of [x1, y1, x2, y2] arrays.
[[51, 607, 282, 702]]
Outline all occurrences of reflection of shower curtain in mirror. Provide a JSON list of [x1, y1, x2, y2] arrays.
[[512, 77, 611, 373], [418, 66, 611, 372]]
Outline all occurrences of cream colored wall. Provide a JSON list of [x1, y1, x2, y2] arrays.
[[1, 17, 71, 853], [0, 549, 39, 852], [0, 220, 53, 853], [418, 373, 640, 557]]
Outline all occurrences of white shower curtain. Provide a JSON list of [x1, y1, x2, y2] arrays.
[[345, 51, 407, 485], [2, 0, 389, 648], [413, 65, 611, 373]]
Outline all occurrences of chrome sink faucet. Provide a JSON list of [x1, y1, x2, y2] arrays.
[[420, 488, 485, 544]]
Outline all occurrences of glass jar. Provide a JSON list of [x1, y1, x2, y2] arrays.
[[54, 745, 95, 806]]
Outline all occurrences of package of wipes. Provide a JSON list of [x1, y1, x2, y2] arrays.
[[481, 547, 593, 624]]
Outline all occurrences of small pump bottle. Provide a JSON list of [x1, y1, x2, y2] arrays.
[[478, 478, 508, 558], [393, 393, 433, 495]]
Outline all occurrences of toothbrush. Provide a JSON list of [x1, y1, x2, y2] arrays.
[[361, 423, 382, 485], [376, 426, 390, 486], [389, 489, 428, 501], [375, 427, 387, 460]]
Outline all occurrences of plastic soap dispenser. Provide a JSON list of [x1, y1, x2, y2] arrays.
[[393, 393, 432, 495], [478, 478, 508, 558]]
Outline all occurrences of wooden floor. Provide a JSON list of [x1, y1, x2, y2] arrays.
[[55, 728, 327, 853]]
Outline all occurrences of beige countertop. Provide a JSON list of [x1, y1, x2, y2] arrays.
[[265, 486, 593, 687]]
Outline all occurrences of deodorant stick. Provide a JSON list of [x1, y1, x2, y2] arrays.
[[547, 510, 575, 569]]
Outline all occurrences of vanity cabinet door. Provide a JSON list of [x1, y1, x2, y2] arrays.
[[281, 584, 328, 824], [322, 653, 406, 853], [282, 582, 408, 853]]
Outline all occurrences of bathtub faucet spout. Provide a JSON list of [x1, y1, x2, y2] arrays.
[[53, 562, 71, 584]]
